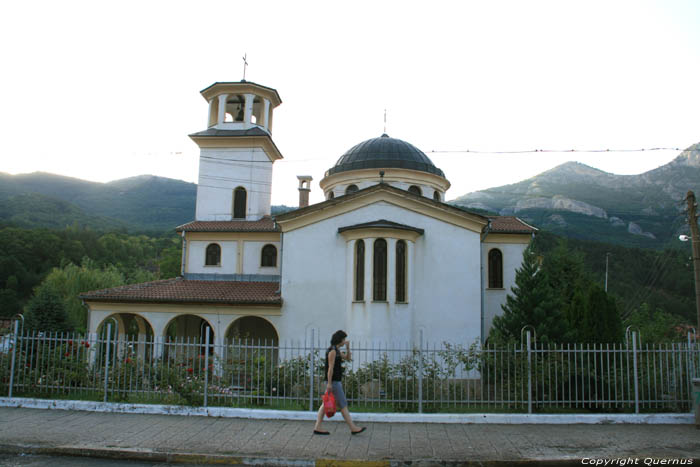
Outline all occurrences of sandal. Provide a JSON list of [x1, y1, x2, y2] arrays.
[[313, 430, 330, 435], [351, 427, 366, 435]]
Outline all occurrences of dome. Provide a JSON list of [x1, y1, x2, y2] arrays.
[[325, 134, 445, 178]]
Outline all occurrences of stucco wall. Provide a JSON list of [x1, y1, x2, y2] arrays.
[[481, 241, 529, 340], [187, 240, 238, 275], [195, 148, 273, 221], [279, 201, 482, 346], [243, 241, 280, 275]]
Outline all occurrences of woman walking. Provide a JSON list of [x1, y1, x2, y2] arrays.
[[313, 330, 366, 435]]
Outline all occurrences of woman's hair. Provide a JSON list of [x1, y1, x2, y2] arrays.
[[330, 330, 347, 346]]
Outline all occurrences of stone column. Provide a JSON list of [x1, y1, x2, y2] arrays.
[[244, 94, 254, 124], [217, 94, 228, 124], [365, 237, 374, 302], [387, 238, 397, 304], [263, 99, 270, 129]]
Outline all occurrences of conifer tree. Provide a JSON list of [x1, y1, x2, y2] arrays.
[[491, 247, 567, 343], [24, 283, 70, 332]]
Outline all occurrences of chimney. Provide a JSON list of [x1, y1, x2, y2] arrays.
[[297, 175, 312, 208]]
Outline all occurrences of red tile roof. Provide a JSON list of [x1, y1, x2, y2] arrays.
[[80, 278, 281, 306], [488, 216, 538, 233], [176, 217, 279, 232]]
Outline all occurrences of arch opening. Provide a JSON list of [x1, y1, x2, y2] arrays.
[[163, 314, 215, 360]]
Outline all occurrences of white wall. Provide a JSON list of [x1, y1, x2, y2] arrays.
[[195, 148, 273, 221], [243, 241, 280, 275], [278, 201, 482, 346], [481, 242, 529, 340], [187, 240, 238, 275]]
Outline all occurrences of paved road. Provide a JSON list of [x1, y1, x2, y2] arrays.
[[0, 407, 698, 465], [0, 454, 225, 467]]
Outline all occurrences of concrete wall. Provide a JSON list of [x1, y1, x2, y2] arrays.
[[195, 148, 273, 221], [278, 201, 482, 346]]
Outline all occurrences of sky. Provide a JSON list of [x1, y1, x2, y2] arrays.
[[1, 1, 699, 206]]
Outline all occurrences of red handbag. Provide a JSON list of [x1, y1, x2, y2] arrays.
[[322, 389, 336, 418]]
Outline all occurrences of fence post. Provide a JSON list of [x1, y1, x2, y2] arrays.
[[632, 330, 639, 414], [103, 323, 112, 403], [418, 329, 424, 414], [527, 330, 532, 414], [8, 319, 19, 398], [204, 326, 210, 408], [309, 328, 315, 411]]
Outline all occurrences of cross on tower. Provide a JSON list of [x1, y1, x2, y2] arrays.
[[242, 54, 248, 81]]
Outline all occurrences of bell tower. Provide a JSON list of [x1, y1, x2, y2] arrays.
[[189, 81, 283, 221]]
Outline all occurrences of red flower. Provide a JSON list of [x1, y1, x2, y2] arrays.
[[83, 342, 90, 348], [64, 352, 70, 357], [125, 358, 133, 364], [186, 368, 194, 373], [68, 340, 73, 346]]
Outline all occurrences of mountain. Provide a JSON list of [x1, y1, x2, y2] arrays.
[[0, 172, 196, 232], [451, 143, 700, 248]]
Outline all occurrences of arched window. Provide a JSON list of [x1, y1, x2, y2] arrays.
[[346, 184, 359, 195], [408, 185, 422, 196], [433, 191, 441, 202], [373, 239, 387, 301], [488, 249, 503, 289], [205, 243, 221, 266], [328, 191, 335, 200], [233, 187, 247, 219], [396, 240, 407, 302], [355, 240, 364, 301], [261, 244, 277, 267]]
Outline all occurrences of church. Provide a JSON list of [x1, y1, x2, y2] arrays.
[[81, 79, 536, 352]]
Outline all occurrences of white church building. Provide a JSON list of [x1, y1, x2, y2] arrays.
[[81, 80, 536, 351]]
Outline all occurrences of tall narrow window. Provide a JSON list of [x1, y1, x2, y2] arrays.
[[396, 240, 407, 302], [355, 240, 364, 301], [373, 238, 387, 301], [205, 243, 221, 266], [433, 191, 441, 202], [233, 187, 247, 219], [488, 249, 503, 288], [261, 244, 277, 267]]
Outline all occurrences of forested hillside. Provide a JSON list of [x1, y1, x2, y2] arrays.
[[0, 172, 196, 231]]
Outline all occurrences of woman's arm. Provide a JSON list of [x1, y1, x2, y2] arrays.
[[340, 341, 352, 361], [326, 349, 335, 389]]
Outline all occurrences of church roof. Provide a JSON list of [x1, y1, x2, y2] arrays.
[[188, 127, 270, 137], [325, 134, 445, 178], [275, 183, 489, 233], [488, 216, 538, 234], [176, 217, 278, 232], [338, 219, 425, 235], [80, 277, 281, 306]]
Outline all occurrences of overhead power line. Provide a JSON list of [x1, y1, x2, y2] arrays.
[[427, 147, 695, 155]]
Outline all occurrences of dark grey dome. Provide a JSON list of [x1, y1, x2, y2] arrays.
[[325, 134, 445, 178]]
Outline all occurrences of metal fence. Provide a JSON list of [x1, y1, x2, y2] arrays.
[[1, 325, 698, 414]]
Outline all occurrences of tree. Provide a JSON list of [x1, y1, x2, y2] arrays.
[[491, 247, 568, 343], [24, 283, 70, 332], [576, 284, 623, 343]]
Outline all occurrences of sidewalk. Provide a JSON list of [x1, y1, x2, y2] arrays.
[[0, 406, 698, 466]]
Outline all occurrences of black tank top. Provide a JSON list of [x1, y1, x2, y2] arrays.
[[324, 345, 343, 381]]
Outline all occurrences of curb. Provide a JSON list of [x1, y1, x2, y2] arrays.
[[0, 397, 694, 424], [0, 444, 625, 466]]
